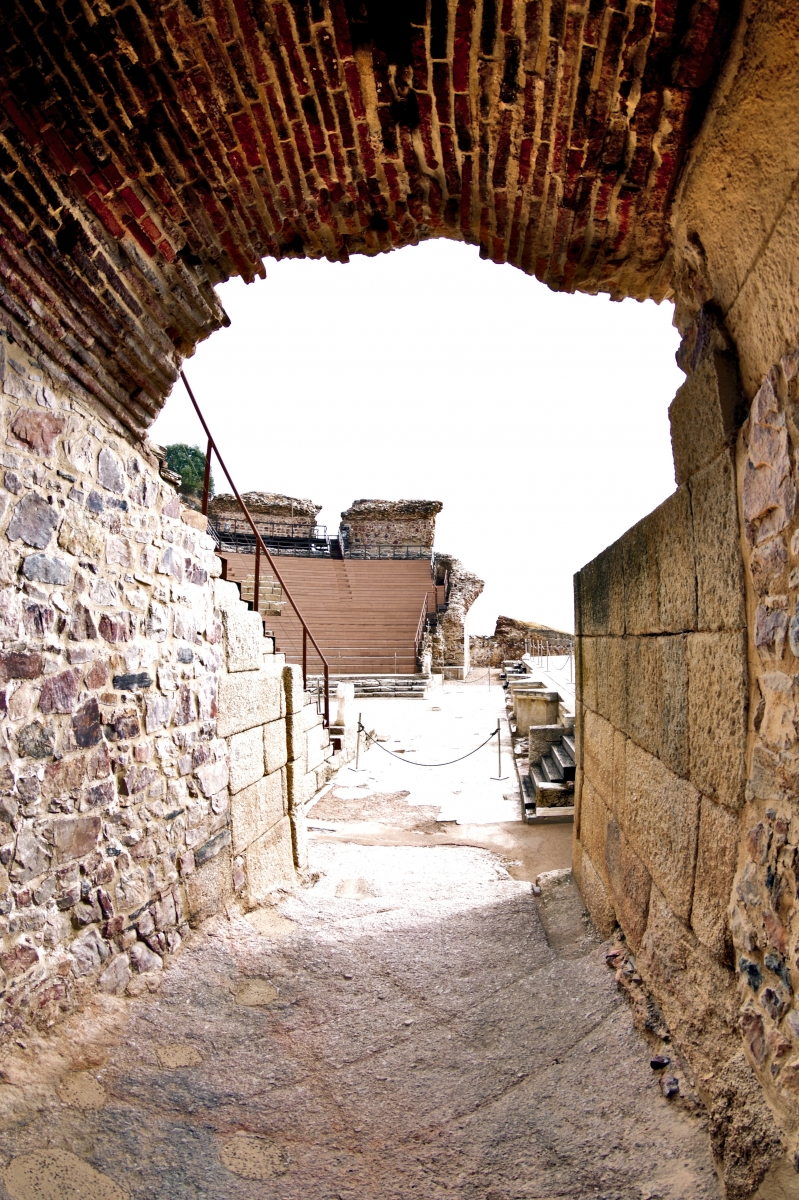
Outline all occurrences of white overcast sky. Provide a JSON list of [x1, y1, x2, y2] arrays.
[[151, 238, 682, 636]]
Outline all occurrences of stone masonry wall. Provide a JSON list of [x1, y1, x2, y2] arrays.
[[573, 314, 784, 1198], [0, 330, 329, 1043], [340, 500, 442, 550]]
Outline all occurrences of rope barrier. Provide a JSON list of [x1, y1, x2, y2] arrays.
[[358, 724, 498, 768]]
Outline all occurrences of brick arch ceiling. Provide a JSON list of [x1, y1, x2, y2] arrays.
[[0, 0, 735, 438]]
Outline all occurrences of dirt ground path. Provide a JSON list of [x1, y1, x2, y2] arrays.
[[0, 803, 722, 1200]]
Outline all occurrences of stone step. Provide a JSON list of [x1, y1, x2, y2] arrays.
[[540, 754, 564, 783], [551, 741, 575, 781], [562, 733, 576, 759]]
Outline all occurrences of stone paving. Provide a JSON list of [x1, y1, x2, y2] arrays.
[[0, 817, 721, 1200]]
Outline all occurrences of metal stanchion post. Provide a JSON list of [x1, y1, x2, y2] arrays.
[[349, 711, 365, 773], [491, 718, 508, 781]]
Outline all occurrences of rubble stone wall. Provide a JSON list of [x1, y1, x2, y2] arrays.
[[428, 553, 483, 675], [0, 331, 329, 1042], [340, 500, 442, 550]]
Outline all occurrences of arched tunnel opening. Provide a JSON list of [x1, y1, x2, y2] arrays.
[[0, 2, 797, 1197]]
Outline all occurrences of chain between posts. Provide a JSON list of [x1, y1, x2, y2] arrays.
[[181, 370, 330, 729]]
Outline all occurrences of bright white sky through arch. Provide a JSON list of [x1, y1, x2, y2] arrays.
[[151, 238, 682, 636]]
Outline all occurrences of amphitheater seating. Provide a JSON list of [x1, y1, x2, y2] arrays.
[[217, 554, 441, 676]]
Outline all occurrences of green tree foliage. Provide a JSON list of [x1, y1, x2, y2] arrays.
[[164, 443, 214, 501]]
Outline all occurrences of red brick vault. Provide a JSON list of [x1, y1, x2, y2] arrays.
[[0, 0, 736, 435]]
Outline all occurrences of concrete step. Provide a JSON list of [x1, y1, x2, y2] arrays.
[[562, 733, 576, 759]]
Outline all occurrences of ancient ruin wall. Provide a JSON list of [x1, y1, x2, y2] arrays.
[[0, 332, 338, 1039], [428, 552, 483, 675], [340, 500, 442, 550], [210, 492, 321, 529]]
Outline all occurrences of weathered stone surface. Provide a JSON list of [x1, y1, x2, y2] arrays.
[[98, 953, 131, 994], [742, 378, 796, 546], [21, 553, 70, 585], [572, 839, 617, 938], [263, 718, 288, 776], [129, 941, 163, 973], [0, 650, 42, 681], [690, 452, 747, 632], [97, 447, 125, 494], [622, 518, 659, 636], [652, 487, 698, 633], [217, 669, 281, 737], [625, 636, 661, 760], [9, 408, 65, 456], [749, 537, 787, 594], [244, 817, 295, 903], [68, 603, 97, 642], [670, 349, 744, 486], [7, 493, 58, 549], [194, 828, 231, 868], [581, 708, 615, 804], [658, 635, 690, 778], [144, 694, 173, 733], [623, 741, 700, 923], [286, 761, 316, 811], [186, 846, 233, 922], [53, 815, 101, 863], [283, 664, 306, 715], [17, 722, 54, 759], [222, 608, 264, 673], [39, 669, 78, 714], [98, 612, 134, 643], [112, 672, 152, 691], [11, 825, 50, 883], [577, 777, 609, 885], [605, 816, 652, 951], [691, 799, 741, 963], [228, 726, 264, 794], [194, 760, 229, 799], [231, 772, 283, 855], [687, 632, 748, 810], [72, 699, 102, 748]]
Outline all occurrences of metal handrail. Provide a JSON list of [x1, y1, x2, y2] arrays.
[[414, 593, 428, 662], [180, 370, 330, 728]]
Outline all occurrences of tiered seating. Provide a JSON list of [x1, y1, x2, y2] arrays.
[[217, 554, 438, 676]]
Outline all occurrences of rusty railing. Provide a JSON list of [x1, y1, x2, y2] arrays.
[[180, 370, 330, 728]]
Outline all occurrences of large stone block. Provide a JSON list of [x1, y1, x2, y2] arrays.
[[263, 717, 288, 775], [687, 631, 748, 809], [670, 349, 744, 486], [244, 816, 295, 903], [625, 636, 660, 759], [691, 797, 741, 962], [217, 668, 282, 737], [286, 760, 317, 810], [652, 487, 697, 632], [578, 777, 610, 884], [305, 722, 329, 772], [283, 663, 306, 714], [577, 635, 597, 713], [605, 816, 652, 951], [622, 517, 659, 635], [623, 740, 701, 922], [574, 538, 624, 637], [690, 451, 747, 633], [658, 635, 689, 778], [230, 772, 284, 855], [222, 607, 265, 672], [582, 708, 615, 802], [603, 637, 629, 733], [572, 839, 617, 938], [186, 846, 233, 922], [228, 725, 265, 794], [289, 808, 309, 870]]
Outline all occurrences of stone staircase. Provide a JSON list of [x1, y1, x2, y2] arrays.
[[306, 673, 430, 699], [529, 729, 576, 809]]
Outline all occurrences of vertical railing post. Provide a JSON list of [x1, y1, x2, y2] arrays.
[[303, 626, 307, 689], [201, 437, 212, 516], [254, 535, 260, 615], [324, 662, 330, 729]]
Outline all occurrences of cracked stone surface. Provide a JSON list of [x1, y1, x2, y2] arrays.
[[0, 830, 720, 1199]]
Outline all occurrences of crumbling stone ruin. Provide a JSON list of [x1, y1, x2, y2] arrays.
[[0, 0, 797, 1192], [472, 615, 575, 665]]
